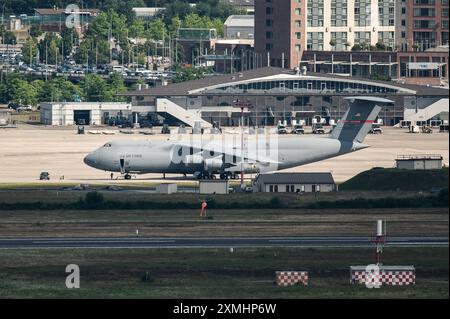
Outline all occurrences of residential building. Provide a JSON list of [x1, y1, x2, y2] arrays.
[[255, 0, 396, 69], [396, 0, 449, 52]]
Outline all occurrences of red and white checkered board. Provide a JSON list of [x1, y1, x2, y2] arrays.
[[276, 271, 308, 286], [351, 270, 415, 286]]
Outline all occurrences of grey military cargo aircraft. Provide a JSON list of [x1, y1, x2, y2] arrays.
[[84, 97, 392, 180]]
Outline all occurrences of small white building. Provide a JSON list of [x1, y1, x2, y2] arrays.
[[156, 183, 178, 194], [132, 7, 165, 19], [396, 154, 443, 170], [40, 102, 132, 126], [253, 172, 336, 193], [199, 180, 229, 194]]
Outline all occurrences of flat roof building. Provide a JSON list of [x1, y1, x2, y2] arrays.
[[224, 15, 255, 39], [40, 102, 132, 126], [396, 154, 444, 170], [253, 172, 336, 193]]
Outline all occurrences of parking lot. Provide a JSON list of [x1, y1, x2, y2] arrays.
[[0, 124, 448, 184]]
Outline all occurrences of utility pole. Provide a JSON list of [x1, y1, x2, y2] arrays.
[[45, 41, 48, 81]]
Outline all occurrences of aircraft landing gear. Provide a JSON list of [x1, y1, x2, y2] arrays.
[[197, 172, 216, 180], [124, 174, 132, 180], [220, 172, 232, 180]]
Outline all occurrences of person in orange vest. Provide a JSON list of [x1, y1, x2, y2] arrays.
[[200, 200, 207, 217]]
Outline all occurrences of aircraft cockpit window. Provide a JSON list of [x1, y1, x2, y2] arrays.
[[103, 143, 112, 148]]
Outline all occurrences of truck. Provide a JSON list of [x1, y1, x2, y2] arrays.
[[369, 124, 383, 134], [312, 123, 325, 134], [291, 124, 305, 134], [277, 125, 288, 134]]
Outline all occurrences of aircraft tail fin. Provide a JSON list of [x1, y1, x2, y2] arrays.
[[330, 97, 393, 143]]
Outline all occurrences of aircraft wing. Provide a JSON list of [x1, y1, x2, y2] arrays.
[[173, 139, 280, 166]]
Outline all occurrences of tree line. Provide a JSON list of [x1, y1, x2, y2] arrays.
[[0, 72, 129, 106]]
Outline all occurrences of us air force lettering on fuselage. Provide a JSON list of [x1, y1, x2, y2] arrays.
[[84, 97, 393, 180]]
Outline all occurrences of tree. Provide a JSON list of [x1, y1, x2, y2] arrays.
[[106, 73, 128, 101], [29, 25, 43, 38], [329, 39, 337, 51], [129, 19, 146, 38], [375, 42, 387, 51], [35, 78, 82, 102], [169, 16, 182, 37], [81, 74, 110, 102], [38, 33, 62, 65], [1, 30, 17, 45], [172, 66, 212, 83], [10, 79, 38, 106], [74, 38, 111, 66], [146, 18, 167, 41], [21, 37, 38, 65], [61, 27, 79, 57]]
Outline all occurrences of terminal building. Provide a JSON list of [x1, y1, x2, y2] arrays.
[[121, 67, 449, 128]]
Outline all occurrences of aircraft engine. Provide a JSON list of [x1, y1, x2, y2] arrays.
[[226, 162, 259, 173], [203, 156, 223, 171]]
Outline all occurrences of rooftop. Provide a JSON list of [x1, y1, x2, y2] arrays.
[[224, 15, 254, 28], [220, 0, 255, 7], [34, 8, 100, 16], [255, 172, 335, 185], [122, 67, 449, 97]]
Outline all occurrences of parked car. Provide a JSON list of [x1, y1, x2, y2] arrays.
[[161, 124, 171, 134], [138, 119, 153, 128], [312, 123, 325, 134], [370, 124, 383, 134], [39, 172, 50, 180], [277, 124, 288, 134], [291, 124, 305, 134]]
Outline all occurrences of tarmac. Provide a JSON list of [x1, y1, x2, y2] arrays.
[[0, 236, 447, 249], [0, 124, 448, 184]]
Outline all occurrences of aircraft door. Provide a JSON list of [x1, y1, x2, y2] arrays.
[[119, 157, 130, 173], [120, 158, 125, 174]]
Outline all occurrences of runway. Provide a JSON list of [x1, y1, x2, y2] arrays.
[[0, 236, 447, 249]]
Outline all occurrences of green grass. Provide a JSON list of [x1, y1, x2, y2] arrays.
[[341, 167, 449, 191], [0, 207, 447, 237], [0, 247, 447, 298]]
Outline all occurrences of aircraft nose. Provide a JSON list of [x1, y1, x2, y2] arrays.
[[83, 152, 97, 167]]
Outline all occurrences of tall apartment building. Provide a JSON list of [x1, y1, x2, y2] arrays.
[[255, 0, 396, 68], [255, 0, 306, 68], [396, 0, 449, 52]]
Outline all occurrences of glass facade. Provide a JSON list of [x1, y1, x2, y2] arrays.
[[331, 0, 348, 27], [201, 79, 401, 95], [307, 0, 324, 27], [354, 0, 372, 26]]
